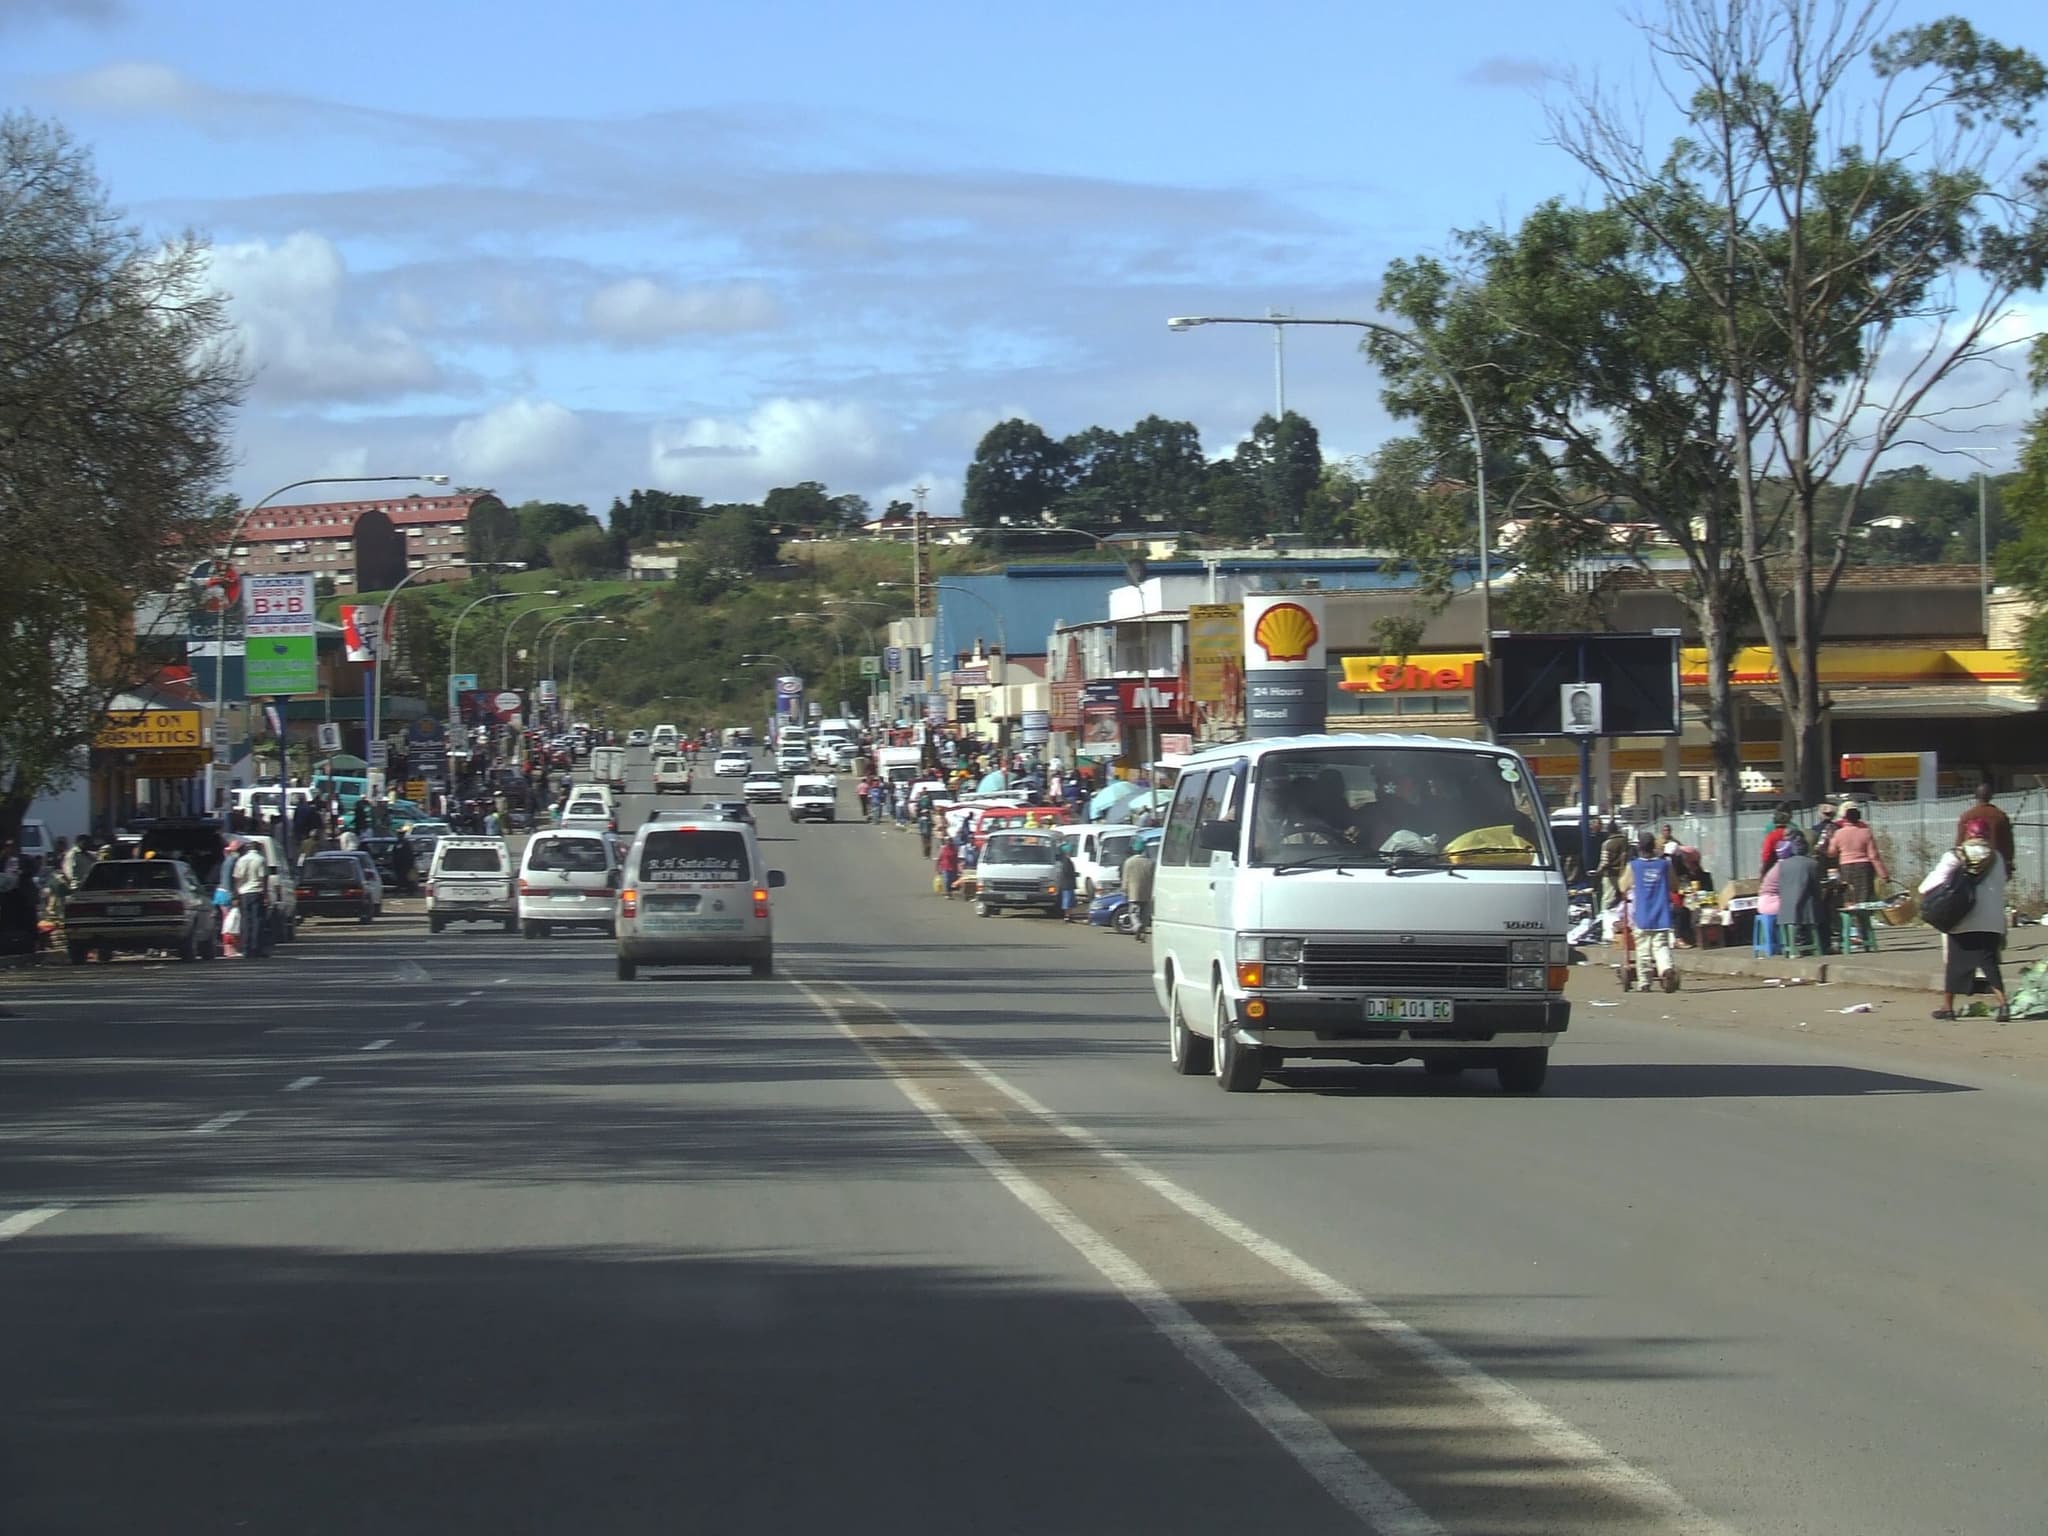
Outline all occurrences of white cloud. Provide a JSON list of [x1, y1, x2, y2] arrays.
[[205, 232, 440, 402], [584, 277, 780, 343], [0, 0, 124, 34], [450, 397, 587, 480], [648, 398, 893, 500]]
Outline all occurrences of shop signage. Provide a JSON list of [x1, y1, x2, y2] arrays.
[[1243, 594, 1327, 739], [883, 646, 903, 673], [952, 665, 990, 688], [341, 604, 383, 662], [1118, 680, 1182, 714], [1338, 652, 1482, 693], [1080, 681, 1121, 709], [1188, 604, 1244, 705], [1840, 752, 1933, 781], [96, 709, 203, 751], [1020, 708, 1051, 744], [860, 655, 882, 677]]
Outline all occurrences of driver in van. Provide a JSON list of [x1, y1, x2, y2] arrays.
[[1256, 772, 1357, 851]]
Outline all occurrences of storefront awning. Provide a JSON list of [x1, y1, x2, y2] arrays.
[[1821, 686, 2041, 718]]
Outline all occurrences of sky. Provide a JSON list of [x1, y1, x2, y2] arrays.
[[5, 0, 2043, 519]]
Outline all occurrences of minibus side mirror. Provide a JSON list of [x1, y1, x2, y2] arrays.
[[1197, 820, 1239, 854], [767, 869, 788, 888]]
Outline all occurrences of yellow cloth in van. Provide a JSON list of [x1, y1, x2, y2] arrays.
[[1444, 825, 1538, 867]]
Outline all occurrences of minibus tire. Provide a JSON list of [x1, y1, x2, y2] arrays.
[[616, 955, 637, 981], [1422, 1058, 1465, 1078], [1496, 1048, 1549, 1095], [1168, 987, 1211, 1076], [1213, 991, 1267, 1093]]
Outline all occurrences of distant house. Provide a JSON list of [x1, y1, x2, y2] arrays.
[[863, 515, 973, 546]]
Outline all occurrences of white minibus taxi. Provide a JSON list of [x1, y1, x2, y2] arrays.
[[1151, 734, 1569, 1095]]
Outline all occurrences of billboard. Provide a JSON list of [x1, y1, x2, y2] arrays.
[[1188, 603, 1244, 704], [186, 561, 246, 704], [341, 604, 383, 662], [1243, 594, 1327, 738], [1490, 632, 1681, 739]]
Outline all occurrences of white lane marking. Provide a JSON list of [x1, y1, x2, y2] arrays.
[[856, 987, 1741, 1536], [446, 998, 469, 1008], [402, 1021, 424, 1032], [283, 1075, 321, 1092], [394, 962, 431, 982], [0, 1204, 70, 1242], [193, 1110, 248, 1135], [494, 977, 511, 985], [359, 1038, 393, 1052], [795, 981, 1441, 1536]]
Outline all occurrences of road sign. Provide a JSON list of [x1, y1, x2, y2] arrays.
[[494, 690, 522, 713], [860, 655, 881, 678], [317, 722, 343, 753], [883, 646, 903, 673], [368, 741, 390, 770]]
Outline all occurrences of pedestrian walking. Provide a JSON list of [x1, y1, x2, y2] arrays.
[[1922, 819, 2010, 1021], [1957, 782, 2015, 876], [1120, 839, 1155, 937], [1054, 845, 1079, 922], [937, 838, 960, 898], [1596, 819, 1630, 911], [228, 837, 269, 959], [1620, 831, 1678, 992]]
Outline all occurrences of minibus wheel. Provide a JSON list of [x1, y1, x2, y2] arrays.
[[1168, 985, 1211, 1076], [1496, 1048, 1549, 1095], [1213, 990, 1267, 1093]]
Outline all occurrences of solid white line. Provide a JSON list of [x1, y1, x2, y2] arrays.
[[864, 990, 1741, 1536], [795, 981, 1441, 1536], [0, 1204, 69, 1242], [359, 1038, 393, 1052], [283, 1075, 321, 1092], [192, 1110, 248, 1134]]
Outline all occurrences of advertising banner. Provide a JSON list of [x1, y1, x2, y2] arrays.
[[187, 563, 247, 704], [341, 604, 383, 662], [1020, 708, 1051, 745], [1243, 594, 1327, 739], [96, 710, 203, 751], [1187, 603, 1244, 705], [244, 572, 319, 696], [1077, 710, 1122, 759], [446, 671, 479, 724], [406, 717, 450, 787]]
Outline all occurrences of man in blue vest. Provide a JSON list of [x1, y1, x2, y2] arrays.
[[1621, 830, 1679, 993]]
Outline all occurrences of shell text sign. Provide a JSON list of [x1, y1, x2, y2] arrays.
[[1252, 601, 1320, 663]]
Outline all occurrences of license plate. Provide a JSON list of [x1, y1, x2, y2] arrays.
[[107, 904, 140, 916], [317, 889, 342, 898], [1363, 997, 1454, 1024]]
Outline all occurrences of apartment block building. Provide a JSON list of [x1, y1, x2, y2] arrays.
[[232, 492, 504, 591]]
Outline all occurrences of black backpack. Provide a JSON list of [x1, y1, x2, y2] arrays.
[[1919, 856, 1981, 933]]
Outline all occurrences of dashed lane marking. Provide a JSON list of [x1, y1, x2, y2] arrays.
[[192, 1110, 248, 1135], [359, 1039, 393, 1052], [284, 1075, 321, 1092], [0, 1205, 69, 1242]]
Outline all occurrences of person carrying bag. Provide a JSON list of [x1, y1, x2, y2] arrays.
[[1919, 818, 2008, 1021]]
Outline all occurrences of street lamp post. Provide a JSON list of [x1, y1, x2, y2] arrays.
[[499, 603, 580, 694], [201, 472, 447, 819], [1168, 313, 1493, 662], [544, 619, 617, 725], [369, 559, 520, 777], [823, 597, 897, 720], [565, 634, 628, 720], [447, 590, 518, 720]]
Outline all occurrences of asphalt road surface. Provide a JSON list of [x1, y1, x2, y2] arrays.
[[4, 745, 2046, 1534]]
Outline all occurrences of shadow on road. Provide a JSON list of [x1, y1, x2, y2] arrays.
[[1270, 1060, 1974, 1099]]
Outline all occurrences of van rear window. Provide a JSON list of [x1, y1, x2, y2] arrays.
[[527, 838, 609, 873], [638, 828, 749, 884], [439, 847, 505, 873]]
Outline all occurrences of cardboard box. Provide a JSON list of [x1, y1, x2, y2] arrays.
[[1717, 878, 1760, 905]]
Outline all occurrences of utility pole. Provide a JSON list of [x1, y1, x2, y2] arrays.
[[911, 483, 933, 620]]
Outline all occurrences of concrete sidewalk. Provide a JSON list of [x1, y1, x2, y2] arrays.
[[1612, 919, 2048, 992]]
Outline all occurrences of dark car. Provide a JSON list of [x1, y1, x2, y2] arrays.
[[61, 858, 218, 963], [296, 852, 379, 923]]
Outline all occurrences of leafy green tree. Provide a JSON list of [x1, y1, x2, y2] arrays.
[[1550, 0, 2048, 800], [464, 496, 518, 583], [1996, 408, 2048, 698], [607, 488, 705, 561], [963, 419, 1071, 528], [762, 481, 838, 535], [549, 525, 612, 580], [512, 500, 598, 567], [694, 504, 778, 575], [829, 492, 872, 531], [1118, 415, 1208, 530], [0, 114, 242, 843]]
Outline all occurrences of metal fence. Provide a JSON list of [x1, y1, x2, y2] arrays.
[[1647, 790, 2048, 904]]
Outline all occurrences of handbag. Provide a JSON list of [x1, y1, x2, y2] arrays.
[[1918, 856, 1980, 933]]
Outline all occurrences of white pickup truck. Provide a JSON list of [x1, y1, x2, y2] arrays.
[[789, 775, 839, 823]]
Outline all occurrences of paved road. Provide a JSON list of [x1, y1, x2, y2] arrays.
[[4, 747, 2045, 1534]]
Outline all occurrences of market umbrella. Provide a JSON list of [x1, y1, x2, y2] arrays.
[[1088, 779, 1141, 819], [976, 770, 1008, 794]]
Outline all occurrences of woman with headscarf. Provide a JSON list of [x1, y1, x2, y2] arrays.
[[1920, 819, 2009, 1021], [1773, 831, 1822, 950]]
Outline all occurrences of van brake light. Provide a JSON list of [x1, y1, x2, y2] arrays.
[[619, 888, 638, 917], [753, 887, 769, 918]]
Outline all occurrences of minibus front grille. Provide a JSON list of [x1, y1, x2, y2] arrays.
[[1301, 940, 1509, 991]]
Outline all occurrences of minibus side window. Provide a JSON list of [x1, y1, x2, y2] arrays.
[[1197, 763, 1245, 858], [1160, 770, 1209, 866]]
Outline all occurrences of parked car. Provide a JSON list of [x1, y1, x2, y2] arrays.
[[518, 831, 620, 938], [972, 830, 1065, 918], [136, 819, 230, 890], [425, 838, 517, 933], [296, 851, 380, 923], [358, 834, 417, 894], [61, 858, 217, 963]]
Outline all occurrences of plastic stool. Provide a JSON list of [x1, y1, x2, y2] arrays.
[[1752, 914, 1781, 957], [1838, 912, 1878, 953], [1782, 923, 1822, 958]]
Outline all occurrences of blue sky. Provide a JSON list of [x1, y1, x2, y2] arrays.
[[6, 0, 2043, 516]]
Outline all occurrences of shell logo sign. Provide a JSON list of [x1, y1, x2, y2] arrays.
[[1251, 601, 1321, 663]]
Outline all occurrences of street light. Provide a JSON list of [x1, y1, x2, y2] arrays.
[[531, 610, 596, 685], [369, 557, 522, 775], [447, 590, 521, 717], [878, 580, 1013, 744], [566, 633, 629, 718], [500, 602, 581, 693], [1168, 312, 1493, 659], [547, 617, 618, 689], [199, 471, 447, 818]]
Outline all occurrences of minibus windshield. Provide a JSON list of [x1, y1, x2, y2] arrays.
[[1248, 748, 1555, 869]]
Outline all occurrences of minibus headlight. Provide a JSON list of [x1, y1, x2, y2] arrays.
[[1264, 937, 1304, 963], [1509, 966, 1546, 990], [1509, 939, 1547, 964], [1264, 964, 1302, 990], [1549, 939, 1570, 966]]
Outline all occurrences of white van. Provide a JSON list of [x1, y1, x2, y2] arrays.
[[1150, 734, 1569, 1095], [426, 837, 517, 933], [1066, 823, 1138, 899], [518, 830, 620, 938], [615, 816, 786, 980], [650, 724, 679, 754], [589, 745, 628, 791], [653, 755, 693, 795]]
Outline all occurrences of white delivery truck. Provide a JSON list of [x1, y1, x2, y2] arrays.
[[1150, 733, 1570, 1095], [589, 745, 628, 792], [875, 745, 924, 789]]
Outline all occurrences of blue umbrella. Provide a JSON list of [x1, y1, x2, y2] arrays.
[[976, 770, 1008, 794], [1089, 779, 1141, 818]]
